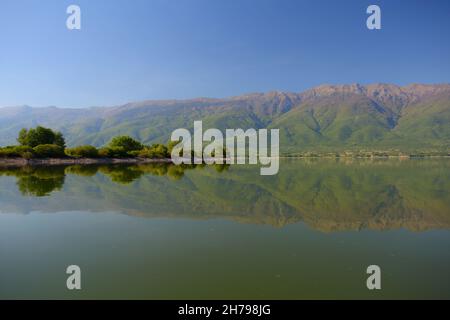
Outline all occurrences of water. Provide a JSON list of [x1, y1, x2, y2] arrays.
[[0, 159, 449, 299]]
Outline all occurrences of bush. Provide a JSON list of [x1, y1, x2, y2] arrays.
[[21, 151, 34, 159], [108, 136, 143, 152], [18, 126, 66, 148], [33, 144, 65, 158], [0, 148, 13, 157], [138, 144, 169, 159], [98, 148, 109, 158], [0, 146, 35, 158], [65, 145, 99, 158], [128, 150, 140, 157], [98, 146, 129, 158]]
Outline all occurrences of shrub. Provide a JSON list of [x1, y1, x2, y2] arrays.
[[128, 150, 140, 157], [65, 145, 99, 158], [98, 146, 129, 158], [108, 136, 143, 152], [21, 151, 34, 159], [33, 144, 65, 158], [0, 146, 35, 158], [137, 148, 152, 158], [18, 126, 66, 148], [0, 148, 11, 158], [98, 147, 111, 158], [139, 144, 169, 159]]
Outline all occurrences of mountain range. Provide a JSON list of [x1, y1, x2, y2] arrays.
[[1, 83, 449, 153]]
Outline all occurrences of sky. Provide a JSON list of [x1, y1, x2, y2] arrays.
[[0, 0, 449, 108]]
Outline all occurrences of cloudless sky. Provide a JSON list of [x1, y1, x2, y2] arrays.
[[0, 0, 449, 107]]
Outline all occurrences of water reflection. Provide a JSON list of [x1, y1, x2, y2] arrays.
[[2, 166, 66, 197], [0, 162, 229, 194], [0, 159, 449, 231]]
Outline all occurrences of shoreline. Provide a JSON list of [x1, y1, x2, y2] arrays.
[[0, 157, 173, 167], [0, 155, 449, 168]]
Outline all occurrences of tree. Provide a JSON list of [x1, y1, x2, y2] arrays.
[[33, 144, 65, 158], [17, 129, 29, 146], [17, 126, 66, 148], [65, 145, 99, 158], [108, 135, 143, 152], [54, 132, 66, 149], [139, 144, 169, 159]]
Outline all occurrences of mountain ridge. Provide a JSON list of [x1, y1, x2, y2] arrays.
[[1, 83, 449, 153]]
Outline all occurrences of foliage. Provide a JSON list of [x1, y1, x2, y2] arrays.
[[138, 144, 169, 159], [33, 144, 65, 158], [0, 146, 35, 158], [98, 146, 129, 158], [65, 145, 99, 158], [17, 126, 66, 148], [108, 136, 143, 152]]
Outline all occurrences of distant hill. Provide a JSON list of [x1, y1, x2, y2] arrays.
[[1, 83, 449, 153]]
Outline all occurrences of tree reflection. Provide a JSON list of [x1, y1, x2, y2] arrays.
[[0, 162, 230, 194], [3, 166, 67, 197], [0, 159, 448, 231]]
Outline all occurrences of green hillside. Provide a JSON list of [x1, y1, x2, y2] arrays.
[[0, 83, 449, 153]]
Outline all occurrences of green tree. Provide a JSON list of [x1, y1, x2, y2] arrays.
[[139, 144, 169, 159], [108, 136, 143, 152], [17, 129, 29, 146], [33, 144, 65, 158], [65, 145, 99, 158], [17, 126, 66, 148], [54, 132, 66, 148]]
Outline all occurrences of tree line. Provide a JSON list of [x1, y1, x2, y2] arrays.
[[0, 126, 176, 159]]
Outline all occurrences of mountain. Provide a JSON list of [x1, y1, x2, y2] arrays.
[[0, 83, 449, 153]]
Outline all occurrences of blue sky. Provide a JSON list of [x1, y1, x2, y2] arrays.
[[0, 0, 449, 107]]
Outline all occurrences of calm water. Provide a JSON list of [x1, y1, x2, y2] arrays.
[[0, 159, 449, 299]]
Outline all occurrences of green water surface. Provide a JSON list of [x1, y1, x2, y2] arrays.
[[0, 159, 449, 299]]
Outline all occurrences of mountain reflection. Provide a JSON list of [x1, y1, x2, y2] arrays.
[[0, 159, 449, 232], [0, 162, 229, 193]]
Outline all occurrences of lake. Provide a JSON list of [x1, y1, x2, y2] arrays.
[[0, 159, 449, 299]]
